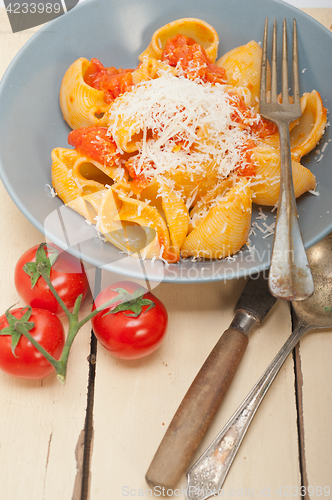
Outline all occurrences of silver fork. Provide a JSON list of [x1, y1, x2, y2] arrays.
[[260, 18, 314, 301]]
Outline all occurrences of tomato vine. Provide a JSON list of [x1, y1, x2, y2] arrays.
[[2, 243, 166, 382]]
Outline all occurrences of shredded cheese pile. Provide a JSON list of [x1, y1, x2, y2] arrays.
[[107, 72, 253, 181]]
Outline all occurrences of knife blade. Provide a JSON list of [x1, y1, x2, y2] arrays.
[[145, 272, 277, 491]]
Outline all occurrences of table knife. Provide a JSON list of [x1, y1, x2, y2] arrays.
[[145, 272, 277, 490]]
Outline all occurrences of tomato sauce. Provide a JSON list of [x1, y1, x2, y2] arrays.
[[236, 140, 256, 177], [161, 34, 227, 85], [68, 126, 119, 164], [229, 93, 277, 138], [252, 116, 277, 138], [84, 58, 133, 103], [123, 157, 155, 193]]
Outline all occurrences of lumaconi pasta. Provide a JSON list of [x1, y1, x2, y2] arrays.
[[138, 18, 219, 64], [60, 58, 111, 129], [52, 18, 327, 263], [216, 40, 268, 109]]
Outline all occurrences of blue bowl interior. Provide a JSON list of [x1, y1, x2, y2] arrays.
[[0, 0, 331, 282]]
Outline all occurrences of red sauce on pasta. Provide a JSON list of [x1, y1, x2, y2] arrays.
[[229, 93, 277, 138], [123, 157, 154, 193], [161, 34, 227, 85], [84, 58, 133, 103], [236, 141, 256, 177], [77, 38, 275, 186], [252, 117, 277, 138], [161, 35, 275, 140], [68, 126, 119, 164]]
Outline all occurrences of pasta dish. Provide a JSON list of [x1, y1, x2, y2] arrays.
[[51, 18, 327, 263]]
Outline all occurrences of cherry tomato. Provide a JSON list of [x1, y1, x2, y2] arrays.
[[0, 307, 65, 380], [14, 243, 90, 317], [91, 281, 168, 360]]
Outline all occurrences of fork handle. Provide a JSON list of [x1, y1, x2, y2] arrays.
[[269, 121, 314, 301]]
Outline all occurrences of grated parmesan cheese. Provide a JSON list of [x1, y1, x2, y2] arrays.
[[309, 189, 320, 196], [256, 206, 268, 221], [107, 72, 253, 182], [46, 184, 57, 197]]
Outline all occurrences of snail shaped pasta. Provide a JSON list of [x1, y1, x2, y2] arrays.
[[182, 179, 253, 259], [250, 90, 327, 205], [290, 90, 327, 160], [249, 145, 316, 206], [97, 180, 189, 262], [262, 90, 327, 156], [139, 18, 219, 63], [60, 56, 177, 131], [60, 58, 111, 129], [51, 147, 125, 223], [216, 40, 269, 109], [52, 18, 327, 263]]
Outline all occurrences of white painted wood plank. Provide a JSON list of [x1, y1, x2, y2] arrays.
[[0, 12, 93, 498], [0, 180, 93, 500], [0, 182, 93, 500], [295, 11, 332, 498], [90, 277, 300, 498], [301, 8, 332, 30], [299, 329, 332, 491], [1, 6, 330, 499]]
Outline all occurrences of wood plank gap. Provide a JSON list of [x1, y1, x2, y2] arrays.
[[79, 267, 102, 500], [293, 342, 310, 500], [43, 431, 53, 500], [80, 331, 98, 500]]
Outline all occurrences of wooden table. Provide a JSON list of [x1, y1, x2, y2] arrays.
[[0, 6, 331, 500]]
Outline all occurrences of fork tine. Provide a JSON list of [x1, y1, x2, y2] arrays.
[[292, 19, 300, 105], [260, 18, 268, 103], [282, 18, 289, 104], [271, 18, 278, 103]]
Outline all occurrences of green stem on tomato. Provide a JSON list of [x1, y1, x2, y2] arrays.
[[22, 255, 149, 383], [16, 316, 82, 384], [56, 320, 81, 383], [74, 297, 119, 330], [21, 261, 124, 383], [37, 263, 72, 318], [55, 297, 121, 382], [72, 293, 83, 320], [15, 322, 62, 374]]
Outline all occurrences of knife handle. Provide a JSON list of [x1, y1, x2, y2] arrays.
[[145, 326, 250, 490]]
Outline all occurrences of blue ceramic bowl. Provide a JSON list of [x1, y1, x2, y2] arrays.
[[0, 0, 331, 282]]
